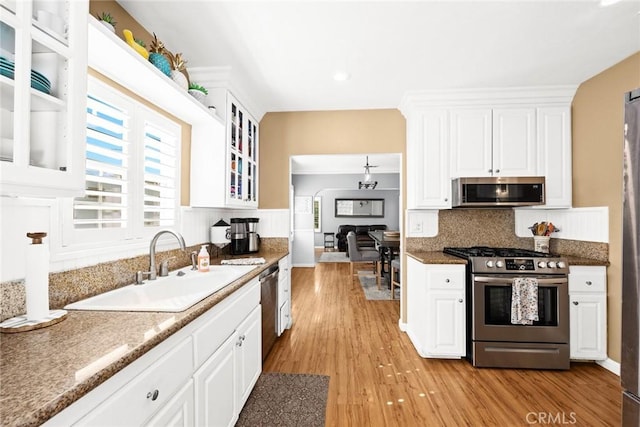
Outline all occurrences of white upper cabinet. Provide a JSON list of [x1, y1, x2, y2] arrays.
[[406, 109, 452, 209], [0, 0, 88, 197], [536, 106, 572, 208], [450, 108, 493, 177], [191, 89, 259, 208], [400, 86, 576, 209], [450, 107, 536, 178]]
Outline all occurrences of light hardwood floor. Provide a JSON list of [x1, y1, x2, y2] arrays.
[[263, 261, 622, 426]]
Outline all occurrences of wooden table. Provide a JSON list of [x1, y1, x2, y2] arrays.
[[368, 230, 400, 288]]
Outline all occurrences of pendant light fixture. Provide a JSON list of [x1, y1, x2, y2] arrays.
[[359, 156, 378, 189]]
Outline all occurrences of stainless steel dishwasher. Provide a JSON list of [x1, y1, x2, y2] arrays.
[[259, 264, 279, 361]]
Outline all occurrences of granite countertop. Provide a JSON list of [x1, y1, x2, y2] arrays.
[[0, 251, 288, 427], [406, 251, 468, 265], [561, 255, 610, 267]]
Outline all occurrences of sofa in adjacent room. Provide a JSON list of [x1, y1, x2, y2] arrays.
[[336, 224, 387, 252]]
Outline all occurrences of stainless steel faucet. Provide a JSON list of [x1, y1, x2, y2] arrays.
[[148, 230, 187, 281]]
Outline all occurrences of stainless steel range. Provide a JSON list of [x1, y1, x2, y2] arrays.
[[443, 246, 570, 370]]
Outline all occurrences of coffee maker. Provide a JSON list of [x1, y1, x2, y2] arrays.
[[229, 218, 248, 255], [246, 218, 260, 253]]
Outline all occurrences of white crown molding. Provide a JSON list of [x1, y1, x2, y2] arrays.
[[399, 85, 578, 116], [188, 66, 267, 121]]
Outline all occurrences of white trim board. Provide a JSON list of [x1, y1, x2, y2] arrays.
[[514, 207, 609, 243]]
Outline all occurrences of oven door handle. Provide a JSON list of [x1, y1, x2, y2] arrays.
[[474, 276, 567, 285]]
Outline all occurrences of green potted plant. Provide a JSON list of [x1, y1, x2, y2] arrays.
[[188, 82, 208, 104], [96, 12, 116, 33]]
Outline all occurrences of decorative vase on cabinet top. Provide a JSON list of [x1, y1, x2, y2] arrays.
[[122, 29, 149, 60]]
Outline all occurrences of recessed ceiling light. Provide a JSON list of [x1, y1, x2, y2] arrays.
[[333, 71, 350, 82]]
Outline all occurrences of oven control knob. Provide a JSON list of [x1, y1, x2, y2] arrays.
[[538, 261, 547, 268], [557, 261, 567, 269], [547, 261, 557, 268], [495, 260, 504, 268], [486, 260, 494, 268]]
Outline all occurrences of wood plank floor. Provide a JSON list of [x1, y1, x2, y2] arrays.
[[263, 262, 622, 426]]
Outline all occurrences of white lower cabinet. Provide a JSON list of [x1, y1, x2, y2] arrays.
[[145, 380, 194, 427], [194, 333, 237, 427], [569, 266, 607, 361], [46, 276, 262, 427], [74, 337, 194, 426], [277, 256, 292, 334], [406, 257, 466, 358], [193, 296, 261, 427]]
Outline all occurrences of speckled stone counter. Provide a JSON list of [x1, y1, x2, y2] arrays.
[[0, 251, 288, 427], [406, 251, 468, 265]]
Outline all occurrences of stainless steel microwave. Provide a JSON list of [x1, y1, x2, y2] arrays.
[[451, 176, 546, 208]]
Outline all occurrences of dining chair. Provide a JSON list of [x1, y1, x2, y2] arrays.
[[347, 231, 380, 288]]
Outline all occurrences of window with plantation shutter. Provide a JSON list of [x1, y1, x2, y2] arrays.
[[74, 93, 130, 230], [63, 77, 181, 247]]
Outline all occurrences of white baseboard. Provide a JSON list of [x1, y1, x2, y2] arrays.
[[596, 358, 620, 376], [398, 320, 407, 332]]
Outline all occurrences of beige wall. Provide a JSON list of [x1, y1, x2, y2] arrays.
[[89, 0, 192, 205], [259, 109, 406, 209], [572, 52, 640, 363]]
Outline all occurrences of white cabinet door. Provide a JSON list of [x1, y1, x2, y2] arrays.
[[407, 109, 452, 208], [194, 333, 237, 427], [406, 259, 466, 358], [569, 266, 607, 360], [450, 108, 492, 178], [537, 106, 572, 207], [235, 306, 262, 410], [570, 294, 607, 360], [278, 256, 291, 334], [426, 291, 466, 357], [279, 299, 291, 335], [0, 0, 88, 197], [76, 338, 193, 426], [492, 108, 537, 176], [144, 380, 194, 427]]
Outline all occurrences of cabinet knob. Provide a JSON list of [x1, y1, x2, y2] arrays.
[[444, 198, 448, 202], [458, 299, 463, 303], [573, 301, 579, 306], [445, 279, 450, 283], [495, 169, 500, 174], [585, 281, 592, 286], [284, 289, 288, 292], [488, 169, 493, 173], [147, 389, 160, 401]]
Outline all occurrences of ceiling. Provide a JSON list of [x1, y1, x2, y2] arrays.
[[118, 0, 639, 115]]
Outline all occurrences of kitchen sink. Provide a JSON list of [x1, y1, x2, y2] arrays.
[[64, 265, 258, 312]]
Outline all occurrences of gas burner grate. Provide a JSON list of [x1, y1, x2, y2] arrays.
[[444, 246, 555, 259]]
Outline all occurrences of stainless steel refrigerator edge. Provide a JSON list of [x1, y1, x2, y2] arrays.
[[622, 88, 640, 427]]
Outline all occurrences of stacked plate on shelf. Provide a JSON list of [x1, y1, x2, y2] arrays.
[[0, 57, 51, 95]]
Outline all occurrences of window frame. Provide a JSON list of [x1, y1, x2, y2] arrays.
[[61, 76, 182, 251]]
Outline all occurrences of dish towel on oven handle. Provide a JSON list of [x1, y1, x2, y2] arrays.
[[511, 277, 539, 325]]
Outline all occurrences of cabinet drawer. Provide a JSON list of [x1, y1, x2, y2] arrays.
[[75, 337, 193, 426], [278, 257, 289, 283], [426, 265, 465, 291], [193, 278, 260, 368], [569, 267, 606, 293]]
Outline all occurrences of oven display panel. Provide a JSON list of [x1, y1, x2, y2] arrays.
[[505, 258, 536, 271]]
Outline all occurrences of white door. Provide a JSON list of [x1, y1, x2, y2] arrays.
[[235, 306, 262, 410], [426, 291, 466, 357], [570, 294, 607, 360], [492, 108, 537, 176], [450, 108, 492, 177]]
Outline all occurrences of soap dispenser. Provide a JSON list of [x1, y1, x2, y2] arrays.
[[197, 245, 210, 272]]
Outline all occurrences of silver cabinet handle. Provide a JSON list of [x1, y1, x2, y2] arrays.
[[147, 389, 159, 401], [495, 169, 500, 173], [458, 299, 463, 303], [445, 279, 450, 283], [573, 301, 579, 306], [586, 281, 592, 286]]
